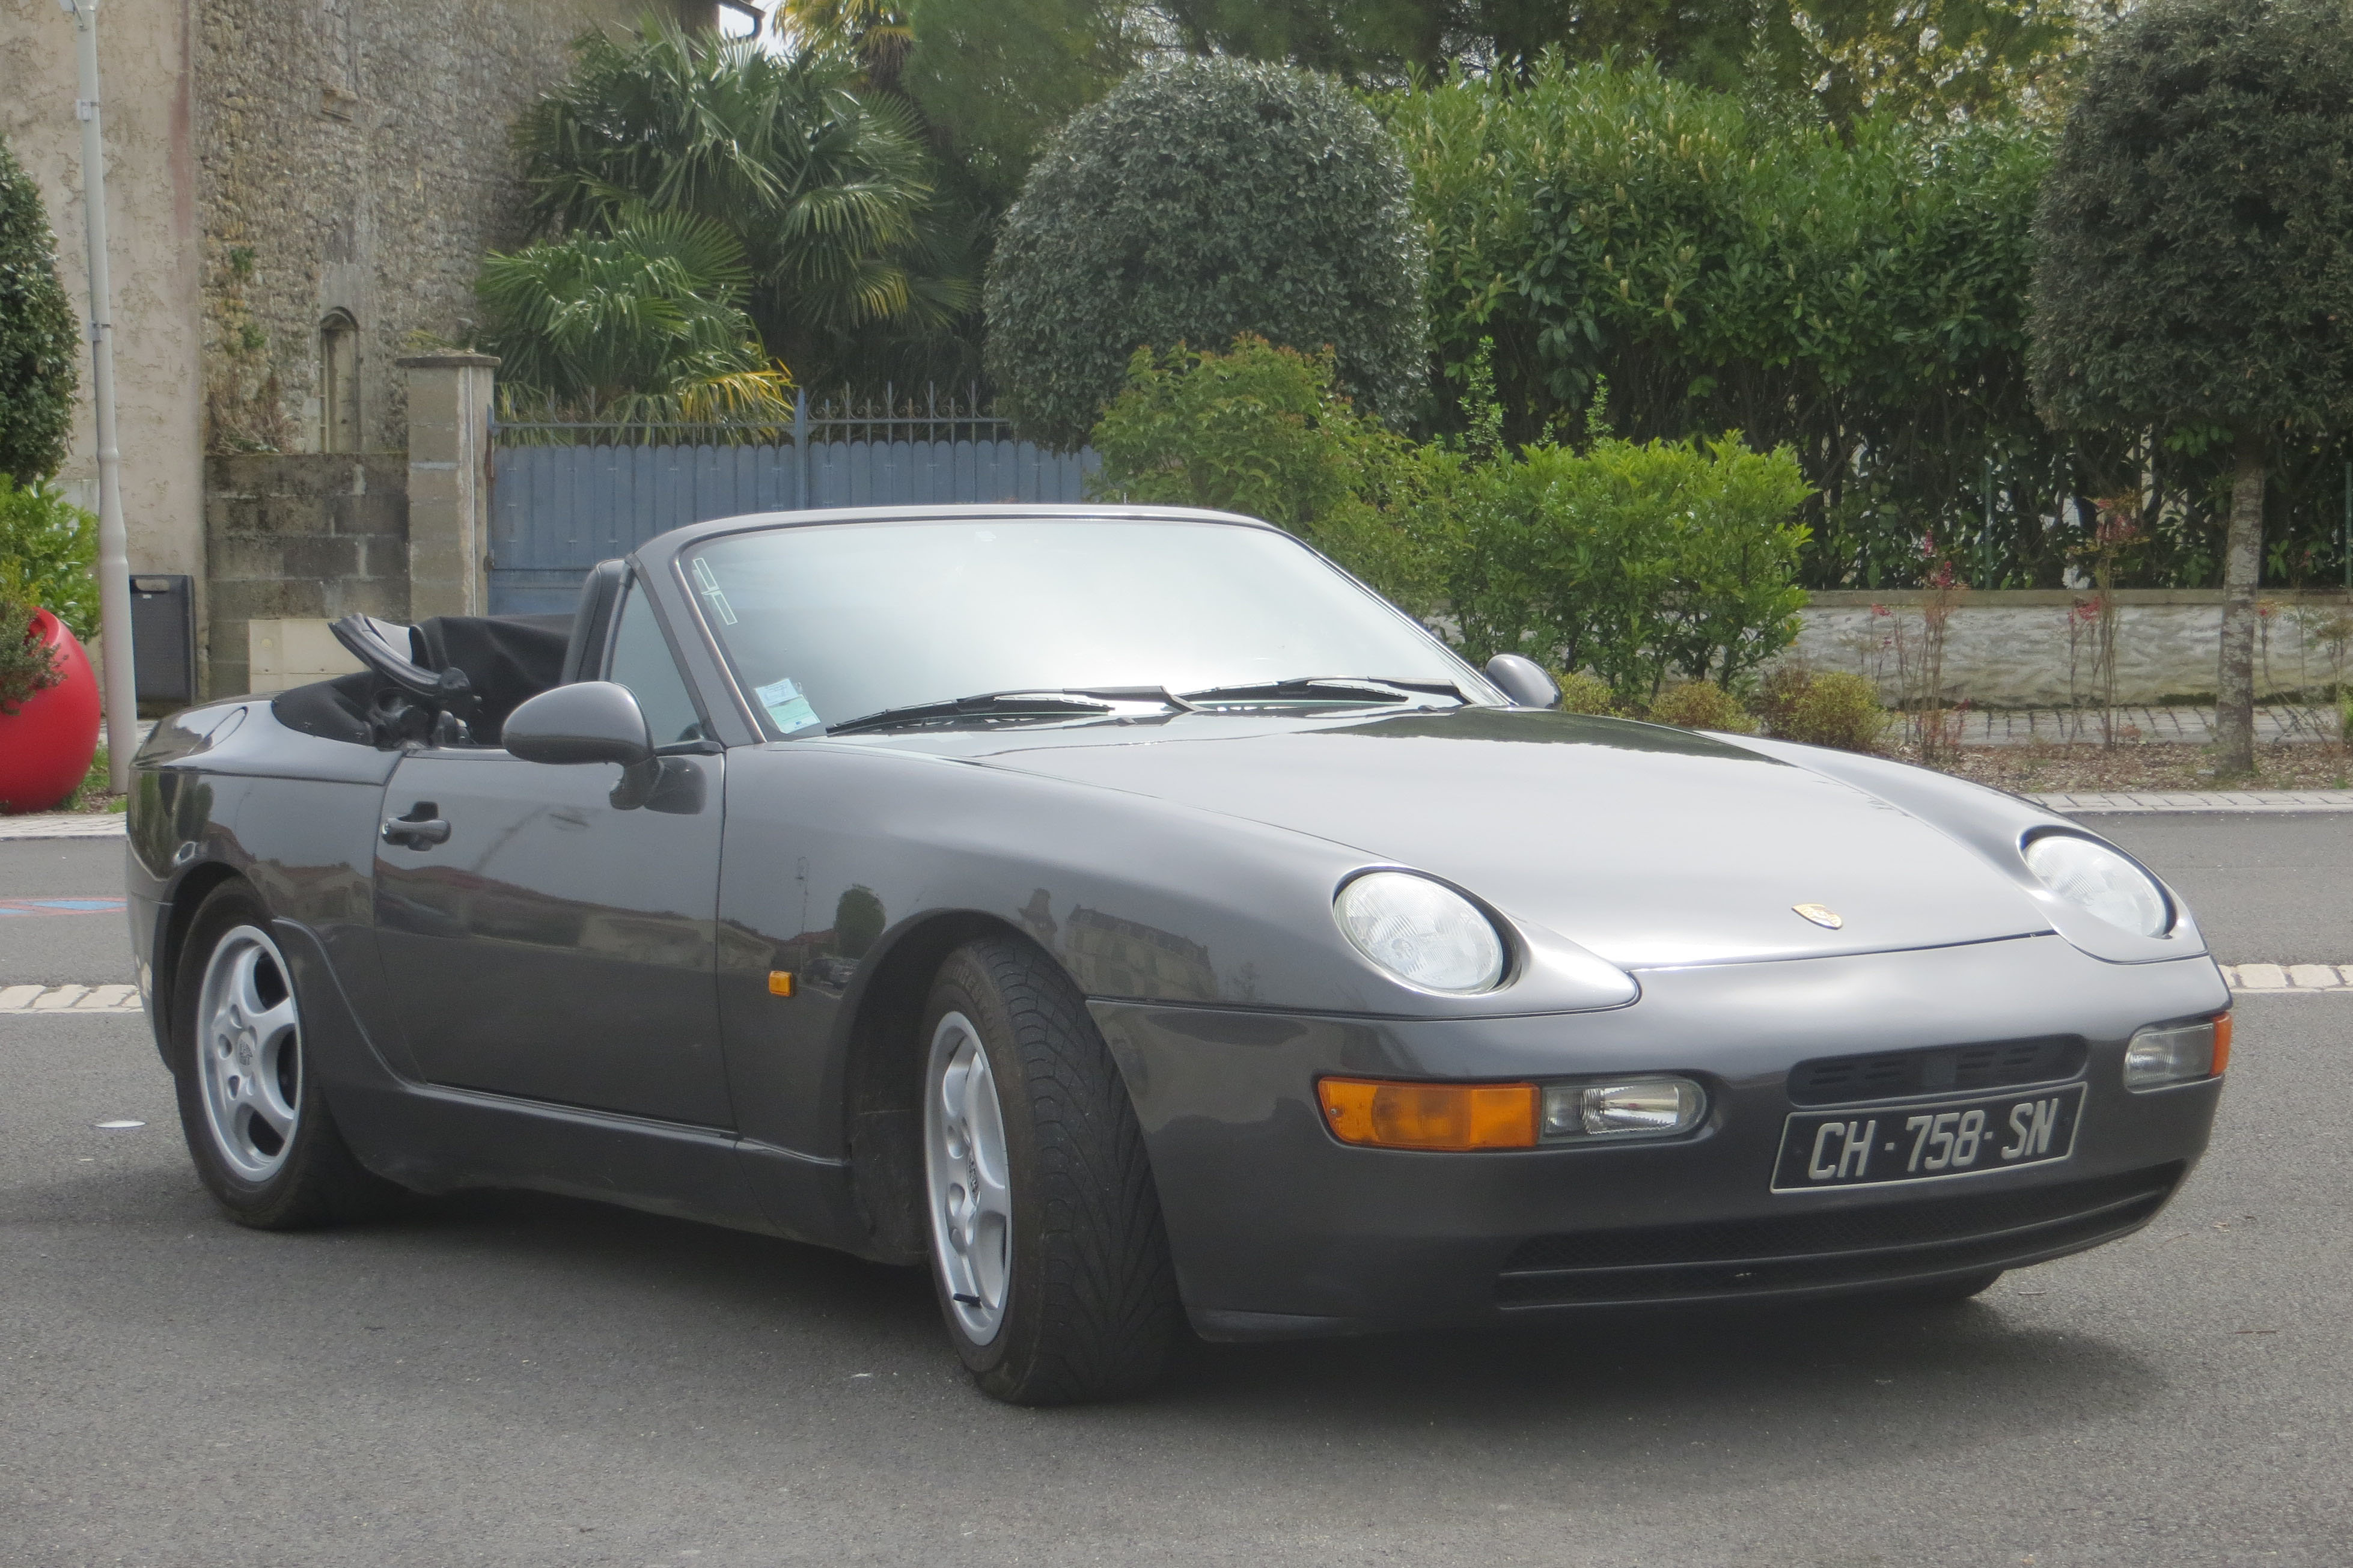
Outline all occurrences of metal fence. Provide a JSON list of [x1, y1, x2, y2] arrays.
[[488, 388, 1100, 614]]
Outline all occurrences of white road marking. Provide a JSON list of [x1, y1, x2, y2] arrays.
[[0, 984, 144, 1014], [2220, 964, 2353, 993]]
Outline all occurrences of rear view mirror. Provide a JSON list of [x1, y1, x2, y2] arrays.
[[1483, 654, 1561, 710], [504, 682, 655, 768]]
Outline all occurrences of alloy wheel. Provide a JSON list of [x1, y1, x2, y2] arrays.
[[924, 1010, 1013, 1343], [194, 924, 303, 1181]]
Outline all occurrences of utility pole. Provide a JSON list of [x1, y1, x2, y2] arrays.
[[60, 0, 138, 794]]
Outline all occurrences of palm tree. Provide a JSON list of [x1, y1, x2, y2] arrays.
[[514, 17, 971, 390], [475, 210, 793, 432]]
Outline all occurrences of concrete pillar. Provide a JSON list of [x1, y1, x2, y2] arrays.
[[397, 352, 499, 620]]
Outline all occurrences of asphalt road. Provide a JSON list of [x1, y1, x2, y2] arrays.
[[2, 819, 2349, 1566]]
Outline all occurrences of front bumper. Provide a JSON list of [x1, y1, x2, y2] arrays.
[[1091, 936, 2227, 1340]]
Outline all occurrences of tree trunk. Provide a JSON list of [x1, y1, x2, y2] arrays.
[[2214, 431, 2266, 776]]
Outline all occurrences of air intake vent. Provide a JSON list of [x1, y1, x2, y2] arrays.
[[1787, 1036, 2087, 1106]]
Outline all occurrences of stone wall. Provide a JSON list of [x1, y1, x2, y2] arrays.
[[1789, 590, 2353, 708], [0, 1, 207, 584], [202, 453, 407, 697], [197, 0, 713, 457]]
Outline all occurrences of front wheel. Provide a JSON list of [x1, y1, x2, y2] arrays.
[[920, 938, 1182, 1405], [170, 882, 398, 1228]]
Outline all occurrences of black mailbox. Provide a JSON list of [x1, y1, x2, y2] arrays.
[[129, 574, 195, 709]]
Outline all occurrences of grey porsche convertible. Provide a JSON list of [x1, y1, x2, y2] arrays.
[[127, 504, 2229, 1405]]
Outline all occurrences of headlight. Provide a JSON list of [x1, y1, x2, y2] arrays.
[[2124, 1016, 2230, 1090], [1334, 871, 1507, 993], [2023, 833, 2170, 936]]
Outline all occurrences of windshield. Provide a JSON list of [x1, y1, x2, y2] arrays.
[[680, 517, 1491, 737]]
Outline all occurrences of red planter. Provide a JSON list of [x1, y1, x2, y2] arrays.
[[0, 608, 103, 814]]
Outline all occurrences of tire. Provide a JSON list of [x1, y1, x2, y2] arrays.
[[169, 882, 400, 1229], [1876, 1268, 2004, 1307], [919, 936, 1182, 1405]]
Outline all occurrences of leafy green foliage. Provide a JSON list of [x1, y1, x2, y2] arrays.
[[475, 213, 791, 427], [0, 476, 97, 641], [0, 585, 62, 717], [902, 0, 1153, 212], [1088, 337, 1432, 606], [2030, 0, 2353, 442], [1647, 680, 1755, 733], [1378, 58, 2078, 590], [1770, 668, 1890, 752], [1435, 429, 1812, 701], [514, 17, 970, 389], [1165, 0, 2096, 124], [0, 135, 76, 486], [1549, 668, 1621, 715], [987, 56, 1427, 450]]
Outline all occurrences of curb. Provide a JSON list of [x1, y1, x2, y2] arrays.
[[2034, 790, 2353, 814], [0, 814, 128, 841]]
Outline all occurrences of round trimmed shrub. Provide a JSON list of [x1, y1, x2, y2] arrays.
[[1775, 671, 1890, 753], [1552, 670, 1620, 716], [1647, 681, 1754, 734], [0, 135, 78, 486], [984, 55, 1427, 450]]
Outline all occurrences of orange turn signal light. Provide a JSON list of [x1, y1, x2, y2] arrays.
[[2211, 1011, 2232, 1075], [768, 970, 796, 998], [1318, 1077, 1539, 1152]]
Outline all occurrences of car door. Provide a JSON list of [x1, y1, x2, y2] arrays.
[[370, 579, 734, 1128]]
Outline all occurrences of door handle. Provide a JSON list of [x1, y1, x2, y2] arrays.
[[382, 802, 451, 849]]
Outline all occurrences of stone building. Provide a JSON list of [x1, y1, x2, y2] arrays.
[[0, 0, 720, 694]]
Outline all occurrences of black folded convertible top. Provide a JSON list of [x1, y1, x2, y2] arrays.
[[272, 613, 571, 746]]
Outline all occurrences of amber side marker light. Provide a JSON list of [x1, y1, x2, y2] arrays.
[[768, 970, 796, 998], [1318, 1078, 1539, 1152], [2213, 1012, 2232, 1074]]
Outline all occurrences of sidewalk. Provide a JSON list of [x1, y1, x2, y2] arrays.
[[1952, 703, 2340, 746]]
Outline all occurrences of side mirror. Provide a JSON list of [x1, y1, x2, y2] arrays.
[[1483, 653, 1561, 710], [503, 682, 655, 767]]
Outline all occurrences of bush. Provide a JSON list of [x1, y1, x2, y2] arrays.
[[1436, 430, 1811, 703], [0, 134, 78, 486], [1773, 670, 1891, 753], [0, 477, 97, 641], [1088, 335, 1432, 608], [1753, 661, 1816, 736], [1647, 682, 1754, 734], [986, 55, 1427, 450], [1551, 670, 1619, 716]]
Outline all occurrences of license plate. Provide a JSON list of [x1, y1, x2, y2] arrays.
[[1771, 1083, 2085, 1192]]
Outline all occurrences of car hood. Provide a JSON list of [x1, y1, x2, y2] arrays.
[[883, 707, 2052, 969]]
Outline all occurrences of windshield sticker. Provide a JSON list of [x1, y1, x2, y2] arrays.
[[690, 557, 737, 625], [756, 677, 822, 735]]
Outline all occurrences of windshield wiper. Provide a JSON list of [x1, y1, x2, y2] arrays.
[[821, 687, 1192, 738], [1176, 676, 1468, 706]]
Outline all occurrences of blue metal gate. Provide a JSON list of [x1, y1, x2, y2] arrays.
[[488, 391, 1100, 614]]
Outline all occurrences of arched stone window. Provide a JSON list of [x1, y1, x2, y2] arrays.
[[319, 311, 360, 453]]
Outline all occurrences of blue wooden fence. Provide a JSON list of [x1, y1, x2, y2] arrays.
[[488, 392, 1099, 614]]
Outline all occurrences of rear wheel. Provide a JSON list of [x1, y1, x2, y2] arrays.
[[171, 883, 398, 1228], [920, 937, 1181, 1405]]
